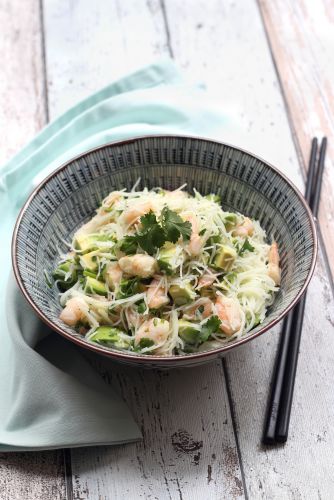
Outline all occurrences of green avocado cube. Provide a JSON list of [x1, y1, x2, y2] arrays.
[[74, 233, 115, 253], [53, 260, 77, 289], [224, 213, 238, 231], [158, 245, 179, 275], [169, 281, 196, 305], [80, 251, 98, 271], [90, 326, 130, 349], [213, 245, 237, 271], [205, 194, 221, 204], [84, 276, 108, 296], [178, 319, 201, 345]]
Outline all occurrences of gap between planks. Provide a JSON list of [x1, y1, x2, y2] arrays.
[[0, 0, 68, 499]]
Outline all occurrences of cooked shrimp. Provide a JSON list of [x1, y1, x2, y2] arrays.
[[118, 254, 157, 278], [183, 213, 203, 256], [215, 295, 242, 336], [164, 190, 188, 211], [197, 273, 216, 289], [135, 318, 170, 346], [101, 191, 122, 211], [121, 201, 152, 226], [147, 279, 170, 309], [233, 217, 254, 237], [105, 262, 122, 290], [59, 297, 88, 327], [125, 308, 140, 328], [183, 298, 212, 320], [76, 213, 109, 236], [268, 242, 281, 285]]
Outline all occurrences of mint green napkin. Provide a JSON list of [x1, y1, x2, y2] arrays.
[[0, 58, 234, 451]]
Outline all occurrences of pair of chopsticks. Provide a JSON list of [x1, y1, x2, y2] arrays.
[[263, 137, 327, 445]]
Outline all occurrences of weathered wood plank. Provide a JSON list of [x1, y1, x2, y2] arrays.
[[0, 0, 47, 164], [162, 0, 304, 190], [259, 0, 334, 278], [0, 452, 66, 500], [43, 0, 170, 118], [164, 0, 334, 498], [225, 249, 334, 499], [0, 2, 66, 499], [71, 362, 244, 499]]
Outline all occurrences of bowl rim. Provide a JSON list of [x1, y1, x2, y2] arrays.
[[12, 134, 318, 364]]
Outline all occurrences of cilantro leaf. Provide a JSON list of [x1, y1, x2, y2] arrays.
[[133, 337, 155, 352], [160, 206, 192, 243], [119, 235, 138, 255], [238, 238, 255, 256], [136, 212, 166, 255], [200, 315, 221, 342], [116, 278, 140, 299], [138, 337, 155, 349], [140, 211, 159, 230], [125, 208, 193, 256], [136, 300, 146, 314]]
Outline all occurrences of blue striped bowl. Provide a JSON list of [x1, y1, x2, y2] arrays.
[[12, 136, 317, 368]]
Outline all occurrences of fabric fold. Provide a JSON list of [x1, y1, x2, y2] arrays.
[[0, 58, 237, 451]]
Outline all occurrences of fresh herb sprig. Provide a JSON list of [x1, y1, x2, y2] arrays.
[[124, 207, 192, 255], [200, 315, 221, 342], [237, 238, 255, 256], [160, 206, 192, 244]]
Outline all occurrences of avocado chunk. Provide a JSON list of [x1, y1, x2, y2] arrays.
[[84, 276, 108, 296], [224, 213, 238, 231], [178, 319, 201, 345], [158, 245, 179, 275], [53, 260, 77, 289], [205, 194, 221, 204], [90, 326, 130, 349], [213, 245, 237, 271], [169, 281, 196, 305], [80, 251, 98, 272], [206, 234, 222, 250], [83, 270, 97, 278], [74, 233, 115, 253]]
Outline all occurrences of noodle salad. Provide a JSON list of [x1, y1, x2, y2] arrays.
[[52, 184, 281, 356]]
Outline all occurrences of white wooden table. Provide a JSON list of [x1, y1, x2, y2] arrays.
[[1, 1, 334, 498]]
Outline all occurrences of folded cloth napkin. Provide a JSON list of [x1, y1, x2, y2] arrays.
[[0, 58, 237, 451]]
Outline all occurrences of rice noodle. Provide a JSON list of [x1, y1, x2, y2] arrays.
[[54, 185, 280, 356]]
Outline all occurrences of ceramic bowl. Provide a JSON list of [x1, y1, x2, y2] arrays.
[[12, 135, 317, 368]]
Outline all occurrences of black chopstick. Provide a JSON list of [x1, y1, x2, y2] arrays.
[[262, 139, 318, 445], [310, 138, 327, 216], [263, 137, 327, 445]]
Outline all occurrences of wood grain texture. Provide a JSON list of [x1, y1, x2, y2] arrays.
[[43, 0, 170, 118], [259, 0, 334, 278], [0, 452, 66, 500], [160, 0, 334, 498], [162, 0, 304, 189], [226, 247, 334, 499], [0, 0, 47, 164], [0, 2, 66, 500], [71, 362, 244, 499]]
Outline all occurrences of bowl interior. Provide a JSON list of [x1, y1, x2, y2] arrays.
[[13, 136, 316, 364]]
